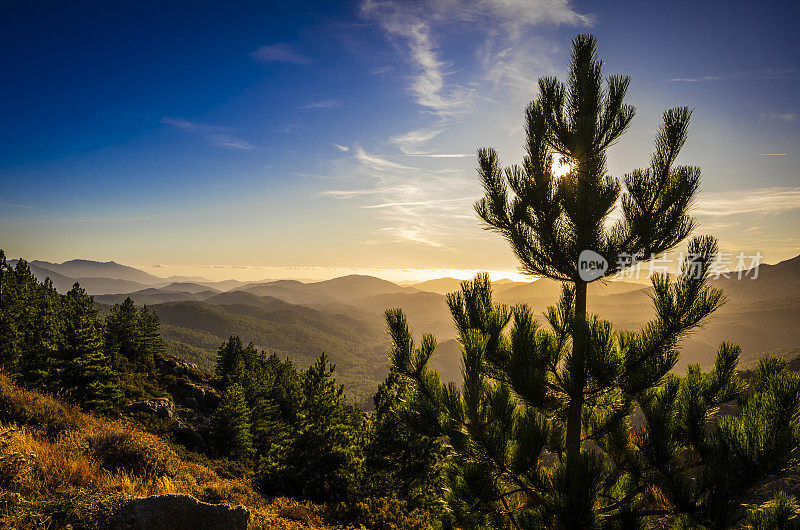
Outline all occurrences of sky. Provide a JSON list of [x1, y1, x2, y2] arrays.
[[1, 0, 798, 282]]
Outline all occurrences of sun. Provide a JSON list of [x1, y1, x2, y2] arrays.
[[552, 156, 573, 178]]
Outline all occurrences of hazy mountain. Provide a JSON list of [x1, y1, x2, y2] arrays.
[[30, 259, 162, 284], [351, 291, 454, 339], [311, 274, 417, 300], [713, 254, 800, 304], [410, 277, 467, 295], [10, 261, 153, 295], [162, 282, 221, 294], [411, 277, 532, 295], [241, 280, 343, 306], [28, 253, 794, 402], [94, 288, 219, 306], [9, 261, 76, 292]]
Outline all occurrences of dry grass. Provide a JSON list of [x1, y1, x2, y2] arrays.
[[0, 373, 332, 529]]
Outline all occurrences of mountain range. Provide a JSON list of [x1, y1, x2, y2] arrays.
[[11, 255, 800, 405]]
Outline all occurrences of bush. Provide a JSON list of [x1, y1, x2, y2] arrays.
[[84, 424, 178, 478]]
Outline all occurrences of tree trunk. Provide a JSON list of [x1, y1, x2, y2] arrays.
[[565, 280, 587, 460]]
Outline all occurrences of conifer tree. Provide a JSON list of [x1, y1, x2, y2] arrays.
[[138, 305, 165, 365], [17, 277, 63, 389], [387, 35, 800, 528], [105, 297, 141, 371], [365, 370, 444, 512], [264, 352, 363, 501], [60, 284, 120, 412], [105, 297, 163, 373], [212, 382, 255, 460]]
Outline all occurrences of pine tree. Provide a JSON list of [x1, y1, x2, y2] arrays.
[[18, 277, 63, 389], [387, 34, 800, 528], [60, 283, 120, 412], [212, 382, 255, 460], [264, 353, 363, 502], [138, 305, 165, 365], [105, 297, 141, 371], [365, 370, 444, 513]]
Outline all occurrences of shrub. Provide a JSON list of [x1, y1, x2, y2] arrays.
[[84, 424, 178, 478]]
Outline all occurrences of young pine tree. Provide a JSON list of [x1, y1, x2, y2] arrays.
[[364, 370, 444, 513], [387, 35, 800, 528], [264, 353, 363, 502], [212, 382, 255, 460], [60, 284, 121, 412], [105, 297, 142, 371]]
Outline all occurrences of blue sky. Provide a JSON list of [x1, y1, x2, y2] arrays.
[[1, 0, 798, 281]]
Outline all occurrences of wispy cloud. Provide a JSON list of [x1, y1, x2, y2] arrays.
[[352, 144, 419, 171], [318, 1, 593, 250], [333, 144, 350, 152], [670, 67, 798, 83], [696, 187, 800, 217], [361, 0, 590, 116], [390, 127, 442, 153], [0, 201, 36, 209], [45, 217, 152, 223], [299, 99, 342, 110], [250, 43, 311, 64], [360, 1, 474, 116], [760, 112, 795, 122], [161, 117, 255, 150]]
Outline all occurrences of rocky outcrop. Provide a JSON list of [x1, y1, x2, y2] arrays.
[[111, 494, 249, 530], [158, 357, 200, 378], [126, 398, 175, 419], [174, 381, 220, 412]]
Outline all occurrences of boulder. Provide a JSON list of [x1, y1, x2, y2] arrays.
[[158, 357, 200, 378], [127, 398, 175, 419], [176, 382, 220, 412], [112, 494, 249, 530]]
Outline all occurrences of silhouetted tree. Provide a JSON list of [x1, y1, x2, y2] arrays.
[[387, 35, 800, 528]]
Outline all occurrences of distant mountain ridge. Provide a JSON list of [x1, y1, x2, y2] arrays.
[[30, 259, 163, 284], [8, 254, 800, 403]]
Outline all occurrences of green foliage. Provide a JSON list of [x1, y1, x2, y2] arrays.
[[382, 34, 800, 526], [364, 370, 445, 515], [59, 284, 121, 413], [212, 382, 255, 460], [389, 270, 800, 527], [262, 352, 364, 502], [105, 297, 164, 373], [748, 492, 799, 529], [0, 252, 122, 412], [155, 298, 389, 406]]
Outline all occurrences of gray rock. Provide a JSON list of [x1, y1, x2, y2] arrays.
[[127, 398, 175, 419], [158, 357, 200, 378], [177, 382, 220, 412], [113, 494, 249, 530]]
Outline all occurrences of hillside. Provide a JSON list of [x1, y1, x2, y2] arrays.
[[152, 296, 389, 405], [0, 373, 329, 529]]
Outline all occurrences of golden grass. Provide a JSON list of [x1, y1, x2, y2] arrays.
[[0, 373, 331, 529]]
